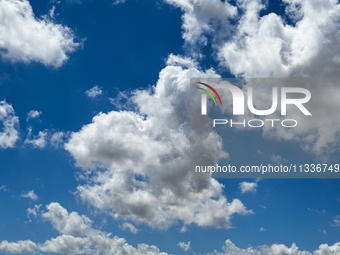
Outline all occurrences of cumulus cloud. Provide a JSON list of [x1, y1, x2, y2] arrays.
[[162, 0, 340, 158], [42, 202, 92, 236], [0, 203, 168, 255], [24, 128, 47, 148], [332, 215, 340, 227], [218, 0, 340, 78], [21, 190, 38, 201], [0, 0, 80, 67], [0, 240, 37, 254], [178, 241, 191, 251], [213, 0, 340, 157], [65, 60, 252, 230], [163, 0, 236, 47], [26, 110, 41, 121], [27, 204, 42, 218], [239, 180, 259, 193], [85, 85, 103, 99], [1, 204, 339, 255], [208, 239, 340, 255], [50, 131, 66, 148], [121, 222, 139, 234], [0, 100, 19, 149], [166, 54, 198, 68]]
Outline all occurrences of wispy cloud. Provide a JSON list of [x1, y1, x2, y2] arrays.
[[85, 85, 102, 99], [21, 190, 38, 201]]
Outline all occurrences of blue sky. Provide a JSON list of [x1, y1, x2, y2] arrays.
[[0, 0, 340, 254]]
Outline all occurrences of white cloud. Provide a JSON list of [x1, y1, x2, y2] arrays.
[[219, 0, 340, 78], [332, 215, 340, 227], [0, 185, 7, 191], [163, 0, 340, 158], [259, 227, 266, 232], [26, 110, 41, 121], [208, 239, 340, 255], [65, 60, 252, 230], [163, 0, 237, 46], [166, 54, 198, 68], [0, 203, 169, 255], [178, 241, 191, 251], [1, 205, 339, 255], [239, 181, 258, 193], [0, 0, 80, 67], [0, 100, 19, 149], [213, 0, 340, 157], [121, 222, 139, 234], [21, 190, 38, 201], [113, 0, 127, 5], [50, 131, 66, 148], [270, 154, 288, 165], [85, 85, 103, 99], [27, 204, 42, 218], [24, 128, 47, 148], [0, 240, 37, 254], [42, 202, 92, 236]]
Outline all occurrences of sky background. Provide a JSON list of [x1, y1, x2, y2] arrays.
[[0, 0, 340, 254]]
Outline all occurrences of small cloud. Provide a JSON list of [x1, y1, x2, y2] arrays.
[[26, 110, 42, 122], [259, 205, 266, 209], [259, 227, 266, 232], [331, 215, 340, 227], [270, 154, 288, 164], [180, 225, 188, 233], [178, 241, 191, 251], [113, 0, 127, 5], [166, 54, 198, 68], [239, 180, 258, 193], [24, 128, 47, 148], [308, 208, 326, 214], [109, 90, 134, 111], [21, 190, 38, 201], [120, 222, 139, 234], [85, 85, 102, 99], [322, 229, 327, 235], [0, 185, 7, 192], [50, 132, 66, 148], [27, 204, 42, 218]]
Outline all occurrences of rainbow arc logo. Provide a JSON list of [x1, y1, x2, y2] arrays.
[[196, 82, 223, 106]]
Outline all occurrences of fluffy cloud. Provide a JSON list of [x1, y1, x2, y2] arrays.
[[21, 190, 38, 201], [121, 222, 139, 234], [1, 204, 339, 255], [26, 110, 41, 121], [27, 204, 42, 218], [0, 101, 19, 149], [178, 241, 191, 252], [0, 0, 79, 67], [163, 0, 340, 158], [219, 0, 340, 78], [332, 215, 340, 227], [239, 180, 259, 193], [208, 239, 340, 255], [0, 203, 168, 255], [0, 240, 37, 254], [65, 60, 252, 229], [85, 86, 103, 99], [214, 0, 340, 157], [42, 202, 92, 236], [163, 0, 237, 46], [24, 128, 47, 148]]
